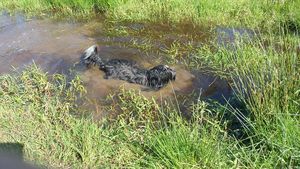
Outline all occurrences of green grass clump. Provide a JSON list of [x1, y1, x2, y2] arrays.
[[1, 0, 299, 32], [0, 45, 299, 168], [193, 33, 300, 167], [0, 0, 113, 16], [0, 65, 232, 168]]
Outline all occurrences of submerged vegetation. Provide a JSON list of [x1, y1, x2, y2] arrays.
[[0, 0, 300, 168]]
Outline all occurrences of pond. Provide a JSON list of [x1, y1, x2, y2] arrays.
[[0, 11, 250, 117]]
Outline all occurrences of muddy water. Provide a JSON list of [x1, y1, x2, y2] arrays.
[[0, 12, 233, 116]]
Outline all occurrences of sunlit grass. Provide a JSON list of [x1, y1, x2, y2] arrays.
[[0, 39, 299, 167], [1, 0, 299, 31], [194, 33, 300, 167], [0, 66, 233, 168], [0, 0, 299, 168]]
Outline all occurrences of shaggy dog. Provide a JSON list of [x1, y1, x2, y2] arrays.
[[81, 45, 176, 89]]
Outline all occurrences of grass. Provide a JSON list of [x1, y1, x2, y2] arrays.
[[0, 65, 232, 168], [0, 32, 299, 167], [0, 0, 300, 168], [1, 0, 300, 32]]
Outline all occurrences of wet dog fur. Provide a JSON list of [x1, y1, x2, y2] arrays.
[[81, 45, 176, 89]]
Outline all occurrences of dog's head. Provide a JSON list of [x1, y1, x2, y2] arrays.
[[81, 45, 105, 68], [147, 65, 176, 89], [82, 45, 98, 60]]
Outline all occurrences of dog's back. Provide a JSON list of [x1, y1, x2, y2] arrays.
[[103, 59, 148, 85], [82, 45, 176, 89]]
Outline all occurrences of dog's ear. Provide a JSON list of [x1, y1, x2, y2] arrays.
[[83, 45, 98, 59], [171, 69, 176, 80]]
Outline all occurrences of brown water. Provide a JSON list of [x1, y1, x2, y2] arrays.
[[0, 12, 236, 116]]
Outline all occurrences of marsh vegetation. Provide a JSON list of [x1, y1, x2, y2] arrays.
[[0, 0, 299, 168]]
